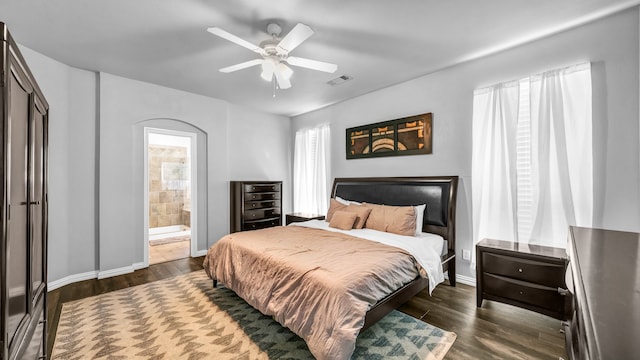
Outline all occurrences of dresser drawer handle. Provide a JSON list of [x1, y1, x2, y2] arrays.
[[519, 291, 524, 295], [558, 287, 570, 296], [518, 268, 523, 273]]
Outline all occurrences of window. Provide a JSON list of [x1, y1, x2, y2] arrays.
[[472, 63, 592, 254], [293, 124, 331, 215]]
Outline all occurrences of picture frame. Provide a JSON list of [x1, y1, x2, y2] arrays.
[[346, 112, 432, 159]]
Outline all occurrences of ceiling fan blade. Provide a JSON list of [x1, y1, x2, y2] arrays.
[[207, 27, 265, 55], [276, 23, 314, 53], [287, 56, 337, 73], [274, 63, 292, 89], [219, 59, 264, 73]]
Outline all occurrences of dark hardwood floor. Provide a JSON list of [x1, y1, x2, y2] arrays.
[[47, 257, 567, 359]]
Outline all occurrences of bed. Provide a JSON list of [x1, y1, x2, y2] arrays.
[[204, 176, 458, 360]]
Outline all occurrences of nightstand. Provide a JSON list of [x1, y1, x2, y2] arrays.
[[285, 213, 325, 225], [476, 238, 570, 320]]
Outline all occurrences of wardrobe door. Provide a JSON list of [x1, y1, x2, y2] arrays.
[[6, 57, 33, 353], [30, 99, 46, 303]]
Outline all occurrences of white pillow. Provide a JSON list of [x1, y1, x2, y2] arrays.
[[335, 196, 361, 206], [414, 204, 426, 235]]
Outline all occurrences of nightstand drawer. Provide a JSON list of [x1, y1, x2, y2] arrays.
[[482, 252, 565, 287], [483, 273, 564, 312]]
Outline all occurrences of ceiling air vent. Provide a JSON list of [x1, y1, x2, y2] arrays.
[[327, 74, 353, 86]]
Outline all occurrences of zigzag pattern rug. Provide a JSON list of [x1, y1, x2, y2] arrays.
[[52, 270, 456, 359]]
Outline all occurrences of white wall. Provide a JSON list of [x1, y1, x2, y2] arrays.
[[292, 9, 640, 280], [19, 46, 98, 283], [20, 47, 291, 285], [227, 104, 293, 214]]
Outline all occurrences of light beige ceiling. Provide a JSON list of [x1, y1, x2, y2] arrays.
[[1, 0, 638, 116]]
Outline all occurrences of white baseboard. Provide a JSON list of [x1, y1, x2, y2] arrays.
[[49, 255, 207, 290], [456, 274, 477, 287], [132, 261, 147, 271], [444, 273, 477, 287], [48, 270, 99, 291], [192, 249, 208, 257], [98, 265, 135, 279]]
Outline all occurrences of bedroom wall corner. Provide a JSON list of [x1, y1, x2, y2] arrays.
[[18, 45, 98, 285], [226, 104, 292, 216]]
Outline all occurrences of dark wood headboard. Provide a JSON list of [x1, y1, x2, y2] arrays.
[[330, 176, 458, 255]]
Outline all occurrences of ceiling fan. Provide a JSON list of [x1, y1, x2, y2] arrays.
[[207, 23, 338, 89]]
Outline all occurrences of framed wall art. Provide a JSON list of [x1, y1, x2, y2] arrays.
[[346, 112, 432, 159]]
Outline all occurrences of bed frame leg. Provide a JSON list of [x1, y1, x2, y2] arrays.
[[213, 279, 217, 288]]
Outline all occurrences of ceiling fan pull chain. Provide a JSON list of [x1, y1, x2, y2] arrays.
[[273, 78, 277, 98]]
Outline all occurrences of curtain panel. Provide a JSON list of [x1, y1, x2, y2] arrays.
[[472, 62, 592, 264], [293, 124, 331, 215]]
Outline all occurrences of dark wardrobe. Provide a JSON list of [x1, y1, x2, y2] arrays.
[[1, 23, 49, 360]]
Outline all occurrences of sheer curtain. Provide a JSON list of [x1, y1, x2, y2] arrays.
[[472, 62, 592, 263], [471, 81, 520, 266], [293, 124, 330, 215], [529, 63, 592, 248]]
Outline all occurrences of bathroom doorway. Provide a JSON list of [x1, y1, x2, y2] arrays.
[[144, 128, 197, 265]]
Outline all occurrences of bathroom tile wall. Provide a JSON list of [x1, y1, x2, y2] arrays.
[[148, 145, 188, 228]]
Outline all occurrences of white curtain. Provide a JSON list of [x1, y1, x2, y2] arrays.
[[471, 81, 520, 266], [472, 62, 592, 259], [529, 63, 593, 248], [293, 124, 331, 215]]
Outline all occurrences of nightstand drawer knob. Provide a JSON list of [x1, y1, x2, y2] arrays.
[[519, 291, 524, 295], [518, 268, 523, 273]]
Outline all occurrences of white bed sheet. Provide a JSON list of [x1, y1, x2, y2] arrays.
[[290, 219, 445, 293]]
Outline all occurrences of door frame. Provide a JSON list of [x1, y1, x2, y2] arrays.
[[142, 127, 198, 267]]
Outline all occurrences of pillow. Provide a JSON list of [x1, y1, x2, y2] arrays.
[[328, 210, 358, 230], [414, 204, 426, 235], [363, 203, 417, 236], [326, 198, 348, 222], [335, 196, 362, 206], [342, 204, 372, 229]]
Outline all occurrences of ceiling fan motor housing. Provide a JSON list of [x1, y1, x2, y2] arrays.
[[266, 23, 282, 37]]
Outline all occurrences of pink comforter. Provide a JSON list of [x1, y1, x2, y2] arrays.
[[203, 225, 425, 360]]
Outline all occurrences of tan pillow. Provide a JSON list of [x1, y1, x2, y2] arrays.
[[328, 210, 358, 230], [343, 204, 373, 229], [326, 198, 348, 222], [363, 203, 417, 236]]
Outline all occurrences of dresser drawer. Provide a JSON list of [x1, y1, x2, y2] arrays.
[[245, 192, 280, 201], [243, 218, 280, 231], [483, 273, 564, 312], [244, 200, 279, 210], [244, 184, 280, 193], [482, 252, 565, 287], [243, 208, 280, 221]]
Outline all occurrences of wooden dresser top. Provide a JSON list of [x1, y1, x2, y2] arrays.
[[569, 226, 640, 358]]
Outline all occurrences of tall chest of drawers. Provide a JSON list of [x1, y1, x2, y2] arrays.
[[476, 238, 570, 320], [230, 181, 282, 233]]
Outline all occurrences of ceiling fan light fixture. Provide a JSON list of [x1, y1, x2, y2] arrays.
[[278, 63, 293, 80], [260, 58, 277, 81]]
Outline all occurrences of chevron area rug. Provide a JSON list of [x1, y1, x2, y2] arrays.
[[52, 270, 456, 359]]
